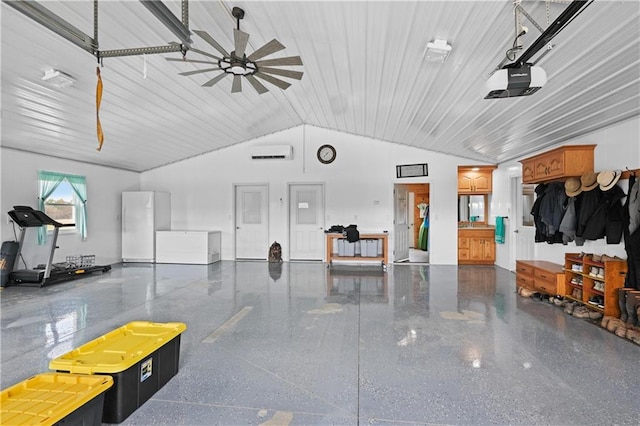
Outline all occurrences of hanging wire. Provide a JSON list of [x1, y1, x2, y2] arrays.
[[505, 0, 526, 62]]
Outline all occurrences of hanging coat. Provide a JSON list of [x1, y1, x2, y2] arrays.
[[559, 196, 578, 244], [531, 183, 548, 243], [577, 187, 605, 240], [539, 182, 566, 243], [603, 184, 626, 244]]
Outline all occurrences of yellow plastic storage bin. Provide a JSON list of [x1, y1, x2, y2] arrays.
[[49, 321, 187, 423], [1, 372, 113, 426]]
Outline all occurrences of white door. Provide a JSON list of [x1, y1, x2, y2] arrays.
[[393, 185, 410, 262], [511, 176, 535, 270], [289, 183, 325, 260], [235, 184, 269, 259]]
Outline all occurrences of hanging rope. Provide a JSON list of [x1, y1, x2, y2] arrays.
[[96, 66, 104, 151]]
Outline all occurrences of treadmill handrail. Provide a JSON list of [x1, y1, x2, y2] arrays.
[[8, 207, 75, 228]]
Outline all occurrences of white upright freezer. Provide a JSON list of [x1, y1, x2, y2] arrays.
[[121, 191, 171, 262]]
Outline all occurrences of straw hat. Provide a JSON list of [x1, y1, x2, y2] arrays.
[[580, 172, 599, 191], [564, 177, 582, 197], [597, 170, 622, 191]]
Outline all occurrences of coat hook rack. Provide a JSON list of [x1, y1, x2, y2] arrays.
[[621, 167, 639, 179]]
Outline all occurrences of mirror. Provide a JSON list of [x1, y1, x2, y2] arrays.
[[458, 195, 486, 223], [521, 184, 535, 227]]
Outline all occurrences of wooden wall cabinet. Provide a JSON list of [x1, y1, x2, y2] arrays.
[[515, 260, 565, 296], [458, 228, 495, 265], [519, 144, 596, 184], [458, 166, 496, 194], [563, 253, 627, 317]]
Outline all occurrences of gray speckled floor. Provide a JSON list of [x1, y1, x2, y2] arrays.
[[1, 262, 639, 425]]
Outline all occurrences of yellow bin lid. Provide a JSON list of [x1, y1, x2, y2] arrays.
[[49, 321, 187, 374], [0, 372, 113, 426]]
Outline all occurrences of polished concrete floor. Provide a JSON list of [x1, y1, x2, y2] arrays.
[[1, 261, 639, 425]]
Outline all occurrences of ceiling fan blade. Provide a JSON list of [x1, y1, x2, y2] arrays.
[[245, 74, 269, 94], [169, 40, 223, 61], [187, 47, 223, 61], [166, 58, 219, 65], [254, 71, 291, 90], [178, 67, 222, 77], [247, 39, 285, 62], [193, 29, 229, 57], [231, 75, 242, 93], [234, 29, 250, 58], [259, 67, 303, 80], [255, 56, 303, 67], [202, 72, 229, 87]]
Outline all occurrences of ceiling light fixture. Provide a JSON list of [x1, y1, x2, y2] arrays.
[[41, 69, 75, 88], [424, 38, 452, 63]]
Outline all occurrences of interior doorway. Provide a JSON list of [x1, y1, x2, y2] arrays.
[[234, 184, 269, 259], [394, 183, 430, 263], [288, 183, 325, 261]]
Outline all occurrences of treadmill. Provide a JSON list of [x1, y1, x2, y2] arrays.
[[7, 206, 111, 287]]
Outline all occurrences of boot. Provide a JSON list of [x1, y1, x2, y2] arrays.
[[618, 288, 635, 321], [625, 291, 640, 326]]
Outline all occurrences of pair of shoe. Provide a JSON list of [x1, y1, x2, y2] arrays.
[[601, 254, 624, 262], [602, 316, 640, 344], [573, 305, 590, 319], [564, 302, 576, 314], [572, 263, 583, 272], [589, 310, 603, 320], [593, 281, 605, 292], [518, 286, 534, 298], [572, 288, 583, 300], [619, 289, 640, 326], [588, 295, 604, 306], [552, 295, 566, 307], [588, 267, 604, 279]]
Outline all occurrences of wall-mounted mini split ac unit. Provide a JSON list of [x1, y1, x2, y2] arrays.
[[250, 145, 293, 160]]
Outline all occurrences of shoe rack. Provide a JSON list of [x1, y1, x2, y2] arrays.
[[564, 253, 628, 317]]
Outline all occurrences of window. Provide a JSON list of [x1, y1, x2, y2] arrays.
[[44, 181, 76, 231], [37, 171, 88, 244]]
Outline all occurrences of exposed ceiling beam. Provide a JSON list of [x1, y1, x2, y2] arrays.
[[5, 0, 97, 54], [5, 0, 192, 59]]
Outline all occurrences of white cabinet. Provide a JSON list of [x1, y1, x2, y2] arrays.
[[122, 191, 171, 262], [155, 231, 221, 264]]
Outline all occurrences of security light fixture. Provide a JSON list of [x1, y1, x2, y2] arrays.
[[424, 38, 452, 63], [41, 69, 75, 88]]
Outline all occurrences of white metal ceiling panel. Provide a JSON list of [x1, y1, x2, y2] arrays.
[[1, 1, 638, 172]]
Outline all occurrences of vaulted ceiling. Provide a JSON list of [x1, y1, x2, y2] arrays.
[[2, 1, 639, 172]]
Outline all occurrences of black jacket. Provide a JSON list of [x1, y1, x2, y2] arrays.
[[604, 184, 626, 244], [578, 187, 606, 240], [531, 184, 548, 243]]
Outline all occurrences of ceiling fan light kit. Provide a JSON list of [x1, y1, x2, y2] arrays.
[[169, 7, 303, 94]]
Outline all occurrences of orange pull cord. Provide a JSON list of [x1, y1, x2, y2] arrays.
[[96, 66, 104, 151]]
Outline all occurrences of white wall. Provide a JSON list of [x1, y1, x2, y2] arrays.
[[6, 116, 634, 270], [141, 125, 477, 264], [0, 148, 140, 266], [491, 116, 640, 270]]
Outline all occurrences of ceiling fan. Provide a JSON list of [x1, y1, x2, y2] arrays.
[[167, 7, 303, 94]]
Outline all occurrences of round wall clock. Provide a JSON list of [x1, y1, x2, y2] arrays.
[[317, 144, 337, 164]]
